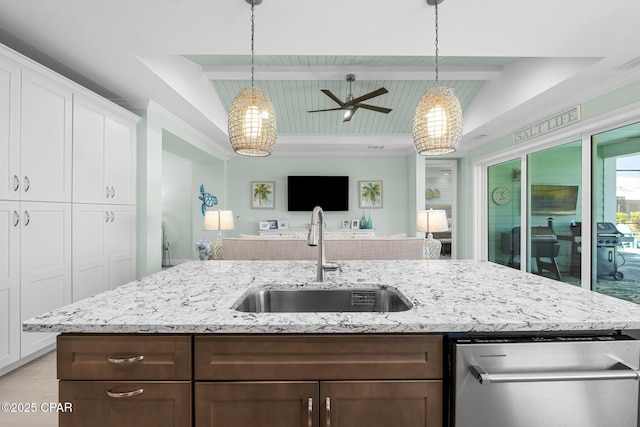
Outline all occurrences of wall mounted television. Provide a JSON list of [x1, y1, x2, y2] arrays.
[[287, 176, 349, 211], [531, 185, 579, 215]]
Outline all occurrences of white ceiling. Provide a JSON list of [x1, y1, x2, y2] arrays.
[[0, 0, 639, 158]]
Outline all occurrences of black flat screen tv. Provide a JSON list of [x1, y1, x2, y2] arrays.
[[287, 176, 349, 211]]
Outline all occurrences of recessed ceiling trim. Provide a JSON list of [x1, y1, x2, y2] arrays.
[[204, 65, 502, 81]]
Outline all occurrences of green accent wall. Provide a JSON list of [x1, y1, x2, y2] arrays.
[[226, 156, 412, 237]]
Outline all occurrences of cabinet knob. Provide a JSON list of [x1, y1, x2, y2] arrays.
[[13, 175, 19, 192], [106, 354, 144, 364], [105, 388, 144, 398]]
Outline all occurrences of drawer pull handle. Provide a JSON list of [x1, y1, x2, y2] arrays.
[[105, 388, 144, 398], [307, 397, 313, 427], [106, 186, 111, 198], [325, 397, 331, 427], [13, 175, 19, 191], [24, 176, 30, 192], [107, 355, 144, 364]]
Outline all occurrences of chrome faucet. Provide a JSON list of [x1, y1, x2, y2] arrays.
[[308, 206, 339, 282]]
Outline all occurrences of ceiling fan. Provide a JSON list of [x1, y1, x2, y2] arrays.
[[307, 74, 392, 122]]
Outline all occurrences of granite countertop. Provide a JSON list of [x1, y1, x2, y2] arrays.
[[23, 260, 640, 334]]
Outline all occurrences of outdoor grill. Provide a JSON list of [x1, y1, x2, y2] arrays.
[[596, 222, 624, 280]]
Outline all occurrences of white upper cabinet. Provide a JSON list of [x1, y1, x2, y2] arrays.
[[20, 70, 72, 203], [73, 95, 136, 205], [0, 58, 21, 201]]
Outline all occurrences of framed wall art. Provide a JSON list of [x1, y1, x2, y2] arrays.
[[358, 180, 383, 208], [251, 181, 275, 209]]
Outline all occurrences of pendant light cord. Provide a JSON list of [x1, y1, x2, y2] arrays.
[[250, 1, 255, 87], [434, 0, 439, 84]]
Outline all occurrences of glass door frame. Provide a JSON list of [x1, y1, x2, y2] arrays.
[[472, 101, 640, 291]]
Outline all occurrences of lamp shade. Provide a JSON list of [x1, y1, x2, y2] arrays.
[[204, 210, 235, 231], [417, 209, 448, 233], [228, 86, 277, 157], [412, 86, 463, 156]]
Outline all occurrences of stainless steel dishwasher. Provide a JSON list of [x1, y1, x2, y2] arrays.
[[452, 335, 640, 427]]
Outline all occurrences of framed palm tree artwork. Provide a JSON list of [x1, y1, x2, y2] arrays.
[[358, 180, 383, 208], [251, 181, 275, 209]]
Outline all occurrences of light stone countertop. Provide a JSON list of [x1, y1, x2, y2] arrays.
[[23, 260, 640, 334]]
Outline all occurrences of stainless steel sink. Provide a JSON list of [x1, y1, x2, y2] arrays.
[[234, 286, 412, 313]]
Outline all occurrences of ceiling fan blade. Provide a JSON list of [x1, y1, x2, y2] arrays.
[[357, 104, 393, 114], [342, 107, 359, 122], [321, 89, 345, 107], [307, 107, 344, 113], [346, 87, 389, 106]]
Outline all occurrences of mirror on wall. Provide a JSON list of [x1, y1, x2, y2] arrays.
[[592, 122, 640, 303], [425, 160, 456, 259]]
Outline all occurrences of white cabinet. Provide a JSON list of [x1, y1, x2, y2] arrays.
[[0, 43, 137, 373], [20, 70, 72, 203], [20, 202, 71, 357], [73, 204, 135, 302], [0, 58, 21, 201], [0, 201, 20, 370], [73, 96, 136, 205]]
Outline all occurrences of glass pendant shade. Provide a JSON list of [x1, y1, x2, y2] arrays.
[[228, 86, 277, 157], [413, 86, 463, 156]]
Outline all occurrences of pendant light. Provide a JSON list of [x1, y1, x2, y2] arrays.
[[228, 0, 277, 157], [412, 0, 462, 156]]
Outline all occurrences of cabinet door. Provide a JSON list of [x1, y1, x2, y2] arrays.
[[0, 201, 20, 369], [321, 381, 442, 427], [72, 204, 108, 302], [21, 71, 72, 202], [72, 98, 106, 204], [104, 116, 135, 205], [107, 205, 135, 288], [0, 58, 20, 201], [59, 381, 191, 427], [195, 381, 318, 427], [20, 202, 71, 357]]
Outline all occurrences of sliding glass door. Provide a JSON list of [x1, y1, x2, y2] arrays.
[[487, 159, 522, 267], [526, 141, 582, 285], [592, 122, 640, 302]]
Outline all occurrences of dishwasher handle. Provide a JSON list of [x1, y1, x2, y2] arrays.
[[470, 362, 640, 385]]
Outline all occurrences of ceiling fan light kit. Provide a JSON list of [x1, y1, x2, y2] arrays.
[[228, 0, 277, 157], [307, 73, 392, 123], [412, 0, 463, 156]]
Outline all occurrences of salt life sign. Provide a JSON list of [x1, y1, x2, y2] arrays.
[[513, 106, 581, 144]]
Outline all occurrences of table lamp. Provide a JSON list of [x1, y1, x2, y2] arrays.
[[417, 209, 448, 259], [204, 209, 234, 260]]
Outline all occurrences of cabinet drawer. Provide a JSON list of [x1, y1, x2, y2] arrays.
[[195, 334, 443, 381], [59, 381, 191, 427], [57, 334, 191, 380]]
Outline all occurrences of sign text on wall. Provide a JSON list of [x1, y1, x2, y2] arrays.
[[513, 106, 581, 144]]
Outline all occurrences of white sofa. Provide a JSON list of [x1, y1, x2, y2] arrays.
[[222, 236, 425, 260]]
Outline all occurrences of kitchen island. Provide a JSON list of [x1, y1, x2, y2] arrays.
[[23, 260, 640, 333], [23, 260, 640, 427]]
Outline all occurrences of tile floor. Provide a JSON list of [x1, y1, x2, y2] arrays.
[[0, 351, 58, 427]]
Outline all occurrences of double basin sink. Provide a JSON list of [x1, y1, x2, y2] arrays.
[[234, 286, 412, 313]]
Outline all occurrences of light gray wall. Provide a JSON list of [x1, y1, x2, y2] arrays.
[[226, 156, 412, 237]]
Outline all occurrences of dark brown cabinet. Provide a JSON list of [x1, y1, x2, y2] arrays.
[[57, 335, 192, 427], [195, 380, 441, 427], [56, 333, 443, 427], [194, 334, 443, 427]]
